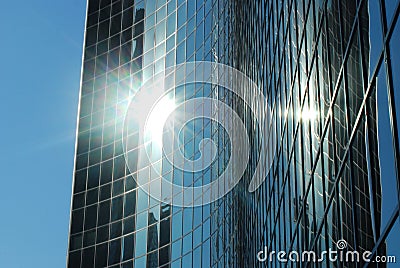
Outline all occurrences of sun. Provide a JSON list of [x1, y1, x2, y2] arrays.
[[144, 95, 176, 147]]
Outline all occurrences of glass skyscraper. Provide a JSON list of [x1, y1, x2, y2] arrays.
[[68, 0, 400, 267]]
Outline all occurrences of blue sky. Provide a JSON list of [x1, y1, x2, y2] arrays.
[[0, 1, 86, 267], [0, 1, 398, 267]]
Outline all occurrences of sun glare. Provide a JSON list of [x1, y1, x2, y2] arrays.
[[145, 96, 176, 146], [298, 107, 318, 121]]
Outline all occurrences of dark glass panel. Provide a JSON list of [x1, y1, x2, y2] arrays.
[[122, 234, 134, 261], [110, 221, 122, 239], [96, 225, 109, 244], [108, 48, 120, 70], [100, 0, 111, 9], [88, 0, 100, 14], [110, 14, 122, 36], [68, 251, 81, 268], [159, 217, 171, 247], [159, 246, 170, 266], [79, 95, 92, 119], [122, 261, 133, 268], [87, 164, 100, 189], [113, 156, 126, 180], [114, 140, 124, 157], [86, 188, 99, 206], [87, 12, 99, 27], [76, 153, 88, 170], [111, 1, 122, 16], [73, 192, 85, 210], [84, 204, 98, 230], [100, 159, 113, 184], [122, 8, 134, 30], [120, 41, 132, 65], [113, 179, 124, 196], [89, 148, 102, 166], [82, 246, 95, 267], [86, 26, 98, 47], [125, 175, 135, 191], [95, 243, 109, 268], [123, 216, 135, 235], [110, 34, 121, 50], [89, 128, 102, 150], [124, 191, 136, 217], [121, 27, 133, 43], [147, 252, 158, 268], [147, 213, 159, 252], [83, 59, 96, 82], [98, 19, 110, 42], [100, 183, 111, 201], [108, 238, 121, 265], [78, 116, 91, 133], [83, 229, 96, 247], [97, 39, 109, 55], [102, 143, 114, 161], [69, 233, 82, 251], [122, 0, 134, 10], [98, 200, 111, 226], [74, 169, 87, 193], [71, 208, 84, 234], [99, 5, 111, 22], [111, 196, 123, 221]]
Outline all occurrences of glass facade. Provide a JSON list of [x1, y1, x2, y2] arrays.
[[233, 0, 400, 267], [68, 0, 400, 267]]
